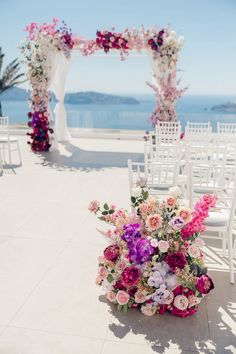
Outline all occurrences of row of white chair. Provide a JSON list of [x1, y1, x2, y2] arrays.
[[128, 160, 236, 284], [151, 121, 236, 146]]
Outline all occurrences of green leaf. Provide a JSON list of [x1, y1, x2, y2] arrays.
[[104, 203, 109, 210], [107, 274, 113, 283], [123, 304, 128, 313], [109, 209, 115, 214], [200, 267, 208, 275], [131, 196, 136, 203], [101, 211, 108, 215], [117, 304, 122, 311]]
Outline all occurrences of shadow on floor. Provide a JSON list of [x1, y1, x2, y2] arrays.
[[37, 142, 144, 172], [99, 242, 236, 353]]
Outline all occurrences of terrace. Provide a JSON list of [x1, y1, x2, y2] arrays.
[[0, 134, 235, 354]]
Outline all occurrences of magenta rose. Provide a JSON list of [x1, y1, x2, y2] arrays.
[[120, 266, 141, 288], [103, 245, 120, 261], [165, 252, 187, 272], [196, 275, 214, 294]]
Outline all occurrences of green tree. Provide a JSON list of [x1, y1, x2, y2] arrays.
[[0, 47, 26, 116]]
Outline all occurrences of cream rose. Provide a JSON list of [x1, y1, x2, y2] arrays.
[[188, 295, 200, 307], [158, 240, 169, 253], [174, 295, 189, 310], [131, 187, 142, 198], [150, 239, 159, 247], [134, 290, 146, 304], [141, 304, 157, 316], [164, 291, 174, 305]]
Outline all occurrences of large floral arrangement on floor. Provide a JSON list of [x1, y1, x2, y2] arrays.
[[20, 18, 74, 151], [89, 186, 216, 317]]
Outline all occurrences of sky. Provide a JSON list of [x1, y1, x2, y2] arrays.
[[0, 0, 236, 95]]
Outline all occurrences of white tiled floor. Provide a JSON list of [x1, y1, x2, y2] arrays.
[[0, 136, 235, 354]]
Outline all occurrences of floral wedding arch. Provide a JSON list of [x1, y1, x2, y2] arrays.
[[20, 19, 186, 152]]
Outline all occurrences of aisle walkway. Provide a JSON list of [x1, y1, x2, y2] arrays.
[[0, 136, 235, 354]]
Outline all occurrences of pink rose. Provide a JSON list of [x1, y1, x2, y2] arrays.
[[173, 295, 189, 310], [141, 304, 157, 316], [134, 290, 146, 303], [188, 245, 201, 258], [88, 200, 100, 213], [95, 276, 102, 285], [116, 290, 130, 305], [194, 238, 205, 248], [158, 240, 169, 253], [106, 291, 117, 302], [166, 197, 176, 208], [178, 208, 192, 223], [98, 266, 108, 279], [115, 260, 127, 273], [150, 239, 159, 247], [146, 214, 163, 231]]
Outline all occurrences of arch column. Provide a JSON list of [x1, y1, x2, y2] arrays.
[[52, 52, 72, 143]]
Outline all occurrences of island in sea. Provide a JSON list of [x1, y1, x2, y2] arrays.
[[1, 87, 139, 105], [211, 102, 236, 113]]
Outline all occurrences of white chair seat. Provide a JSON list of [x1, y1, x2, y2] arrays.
[[0, 136, 18, 143], [177, 174, 187, 184], [204, 209, 230, 227]]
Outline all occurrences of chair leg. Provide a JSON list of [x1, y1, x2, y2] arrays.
[[8, 141, 12, 166], [228, 229, 235, 284], [222, 233, 227, 257], [17, 141, 22, 165], [2, 144, 5, 162]]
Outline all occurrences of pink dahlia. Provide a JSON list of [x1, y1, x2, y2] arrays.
[[120, 266, 141, 287], [196, 275, 214, 294], [103, 245, 120, 261], [165, 252, 187, 272]]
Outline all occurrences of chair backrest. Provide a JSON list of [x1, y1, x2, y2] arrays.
[[128, 159, 179, 196], [0, 116, 9, 135], [155, 121, 181, 145], [144, 142, 182, 165], [189, 163, 236, 207], [185, 121, 212, 134], [217, 122, 236, 134]]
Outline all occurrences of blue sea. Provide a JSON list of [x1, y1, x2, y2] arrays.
[[2, 95, 236, 132]]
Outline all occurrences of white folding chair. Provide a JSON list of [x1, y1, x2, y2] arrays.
[[184, 121, 212, 143], [155, 121, 181, 145], [128, 159, 180, 198], [189, 163, 236, 284], [0, 116, 22, 166], [217, 122, 236, 134], [185, 121, 212, 134]]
